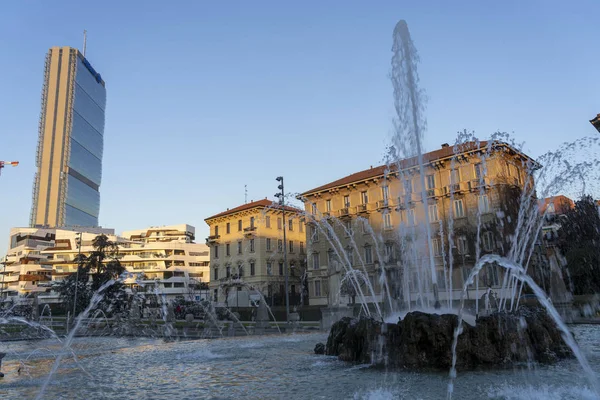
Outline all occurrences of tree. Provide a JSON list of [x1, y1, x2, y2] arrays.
[[57, 234, 127, 316], [557, 195, 600, 295]]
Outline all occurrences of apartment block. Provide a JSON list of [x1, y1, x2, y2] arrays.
[[299, 141, 538, 307], [204, 199, 307, 306]]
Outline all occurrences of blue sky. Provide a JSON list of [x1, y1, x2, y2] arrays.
[[0, 1, 598, 255]]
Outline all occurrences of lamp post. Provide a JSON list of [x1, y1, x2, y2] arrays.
[[275, 176, 290, 323], [72, 232, 83, 319]]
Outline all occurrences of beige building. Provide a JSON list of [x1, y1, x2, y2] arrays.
[[299, 141, 537, 308], [1, 225, 210, 304], [31, 46, 106, 228], [204, 199, 307, 306]]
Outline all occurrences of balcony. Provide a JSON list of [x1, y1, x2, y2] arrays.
[[356, 204, 369, 214], [206, 235, 220, 244], [444, 183, 462, 196], [468, 178, 489, 192], [377, 200, 391, 210], [243, 226, 257, 237], [338, 208, 350, 217]]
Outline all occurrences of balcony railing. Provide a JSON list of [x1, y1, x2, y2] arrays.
[[468, 178, 489, 191], [444, 183, 462, 196], [243, 226, 256, 232], [356, 204, 369, 213], [206, 235, 220, 244], [377, 200, 391, 209], [339, 208, 350, 217]]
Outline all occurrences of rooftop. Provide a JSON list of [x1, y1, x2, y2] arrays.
[[205, 199, 303, 222]]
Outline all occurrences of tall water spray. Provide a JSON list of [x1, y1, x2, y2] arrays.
[[390, 21, 440, 307]]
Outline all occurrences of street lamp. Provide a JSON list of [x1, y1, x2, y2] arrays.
[[275, 176, 290, 323], [72, 232, 83, 319]]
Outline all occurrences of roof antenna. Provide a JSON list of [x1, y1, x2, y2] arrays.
[[245, 184, 248, 204], [83, 29, 87, 57]]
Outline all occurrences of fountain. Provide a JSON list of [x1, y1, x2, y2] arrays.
[[316, 17, 600, 399]]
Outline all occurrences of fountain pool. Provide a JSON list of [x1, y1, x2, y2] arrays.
[[1, 326, 599, 399]]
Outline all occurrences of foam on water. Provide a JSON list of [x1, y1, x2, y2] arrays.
[[353, 387, 410, 400], [487, 383, 598, 400]]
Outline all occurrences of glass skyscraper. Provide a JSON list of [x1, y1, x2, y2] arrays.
[[30, 46, 106, 228]]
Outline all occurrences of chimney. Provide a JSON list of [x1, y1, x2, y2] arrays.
[[441, 143, 450, 148]]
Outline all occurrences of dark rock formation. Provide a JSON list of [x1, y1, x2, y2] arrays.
[[314, 343, 325, 355], [324, 307, 572, 371]]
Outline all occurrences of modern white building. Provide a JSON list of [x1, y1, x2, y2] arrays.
[[1, 224, 210, 305]]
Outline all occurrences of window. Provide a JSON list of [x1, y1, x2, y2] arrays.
[[288, 219, 293, 231], [226, 243, 230, 256], [428, 203, 439, 222], [250, 239, 255, 252], [300, 241, 305, 254], [426, 174, 435, 190], [382, 185, 389, 201], [311, 226, 319, 242], [267, 262, 272, 275], [237, 241, 242, 254], [213, 268, 218, 280], [226, 266, 231, 278], [326, 199, 332, 212], [453, 199, 465, 218], [328, 249, 337, 266], [431, 238, 442, 256], [437, 270, 446, 289], [299, 221, 304, 233], [344, 195, 350, 208], [457, 235, 468, 255], [407, 208, 416, 226], [346, 247, 354, 265], [450, 168, 461, 184], [266, 216, 271, 228], [478, 194, 490, 213], [485, 264, 500, 286], [483, 231, 494, 251], [226, 223, 230, 234], [404, 179, 413, 194], [474, 163, 482, 180], [277, 218, 282, 230], [314, 280, 321, 297], [383, 212, 392, 229], [312, 253, 320, 269], [250, 217, 255, 229], [385, 243, 394, 261], [289, 240, 294, 252], [278, 239, 283, 252], [361, 218, 369, 234], [462, 266, 473, 285], [279, 262, 284, 276], [214, 245, 219, 259], [361, 191, 368, 205], [238, 220, 242, 231], [344, 220, 352, 235], [311, 203, 317, 214], [214, 226, 219, 236], [238, 265, 243, 277], [364, 245, 373, 264], [266, 238, 271, 251]]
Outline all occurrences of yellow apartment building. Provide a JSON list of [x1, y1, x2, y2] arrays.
[[298, 141, 537, 308], [204, 199, 307, 307]]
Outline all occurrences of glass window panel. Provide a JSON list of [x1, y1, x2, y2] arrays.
[[76, 59, 107, 111], [74, 84, 105, 135], [65, 175, 100, 218], [64, 204, 98, 227], [71, 112, 103, 159], [69, 140, 102, 186]]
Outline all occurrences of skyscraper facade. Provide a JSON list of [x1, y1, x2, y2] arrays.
[[30, 46, 106, 228]]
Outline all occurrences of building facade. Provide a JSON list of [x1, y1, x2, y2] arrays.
[[204, 199, 307, 307], [299, 142, 537, 308], [1, 225, 209, 304], [31, 46, 106, 228]]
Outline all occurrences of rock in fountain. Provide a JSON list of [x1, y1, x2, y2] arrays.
[[324, 307, 572, 370]]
